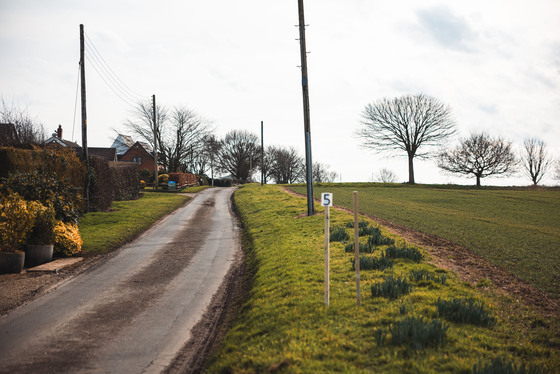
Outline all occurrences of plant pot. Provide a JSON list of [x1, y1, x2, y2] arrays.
[[25, 244, 54, 267], [0, 251, 25, 274]]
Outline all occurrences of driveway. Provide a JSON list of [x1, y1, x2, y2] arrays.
[[0, 187, 241, 373]]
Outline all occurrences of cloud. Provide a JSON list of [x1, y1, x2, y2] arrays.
[[415, 5, 477, 52]]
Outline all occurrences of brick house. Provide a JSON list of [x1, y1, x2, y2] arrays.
[[119, 141, 155, 172]]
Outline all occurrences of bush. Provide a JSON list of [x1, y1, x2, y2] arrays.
[[0, 192, 37, 252], [472, 357, 545, 374], [330, 227, 349, 242], [139, 168, 153, 183], [389, 316, 448, 350], [88, 156, 111, 212], [53, 221, 83, 257], [436, 297, 495, 327], [384, 245, 424, 263], [27, 202, 56, 245], [344, 241, 374, 253], [1, 170, 83, 224], [367, 229, 395, 247], [371, 275, 413, 300], [109, 161, 139, 201], [409, 269, 447, 285], [158, 174, 169, 183], [352, 255, 393, 271]]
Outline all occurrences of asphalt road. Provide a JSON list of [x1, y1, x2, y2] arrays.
[[0, 187, 240, 373]]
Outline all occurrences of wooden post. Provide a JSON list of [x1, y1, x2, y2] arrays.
[[261, 121, 264, 185], [354, 191, 361, 306], [324, 204, 330, 306], [79, 24, 90, 212], [152, 94, 158, 191]]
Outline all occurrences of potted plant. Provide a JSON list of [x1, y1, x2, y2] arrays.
[[25, 202, 56, 267], [0, 192, 37, 274]]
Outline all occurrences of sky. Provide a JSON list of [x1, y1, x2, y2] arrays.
[[1, 0, 559, 186]]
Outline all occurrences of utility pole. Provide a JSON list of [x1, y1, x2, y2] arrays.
[[297, 0, 314, 216], [152, 94, 158, 191], [261, 120, 264, 185], [80, 24, 90, 212]]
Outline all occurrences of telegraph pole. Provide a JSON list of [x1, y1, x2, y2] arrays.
[[297, 0, 314, 216], [80, 24, 90, 211], [261, 120, 264, 185], [152, 94, 158, 191]]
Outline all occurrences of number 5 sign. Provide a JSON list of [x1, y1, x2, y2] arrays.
[[321, 193, 333, 207]]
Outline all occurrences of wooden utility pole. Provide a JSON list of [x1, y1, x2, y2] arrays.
[[261, 121, 264, 185], [80, 24, 90, 211], [152, 94, 158, 191], [297, 0, 314, 216]]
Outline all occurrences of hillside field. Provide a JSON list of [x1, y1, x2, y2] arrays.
[[289, 183, 560, 300]]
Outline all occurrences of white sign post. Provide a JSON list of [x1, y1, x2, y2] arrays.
[[321, 193, 333, 306]]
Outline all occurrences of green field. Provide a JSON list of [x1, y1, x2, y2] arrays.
[[289, 183, 560, 300], [206, 184, 559, 373], [79, 191, 189, 254]]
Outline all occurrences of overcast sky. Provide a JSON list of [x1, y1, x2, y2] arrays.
[[1, 0, 559, 185]]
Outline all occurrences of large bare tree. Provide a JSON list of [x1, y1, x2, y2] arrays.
[[217, 130, 261, 183], [356, 93, 456, 184], [124, 100, 167, 165], [521, 138, 552, 185], [313, 162, 338, 183], [268, 146, 304, 184], [438, 132, 517, 187]]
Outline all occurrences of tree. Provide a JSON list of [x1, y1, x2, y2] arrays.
[[269, 146, 304, 184], [124, 101, 212, 173], [375, 168, 398, 183], [521, 138, 552, 185], [1, 97, 46, 146], [199, 134, 221, 184], [438, 132, 517, 187], [313, 162, 338, 183], [356, 93, 456, 184], [217, 130, 261, 183]]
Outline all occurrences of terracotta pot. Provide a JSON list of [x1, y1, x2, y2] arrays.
[[0, 251, 25, 274], [25, 244, 54, 267]]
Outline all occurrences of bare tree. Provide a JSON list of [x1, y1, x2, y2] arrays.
[[1, 97, 46, 146], [269, 146, 304, 184], [375, 168, 398, 183], [260, 146, 277, 184], [217, 130, 261, 183], [356, 93, 456, 184], [438, 132, 517, 187], [198, 134, 221, 184], [521, 138, 552, 185], [313, 162, 338, 183], [124, 100, 167, 165]]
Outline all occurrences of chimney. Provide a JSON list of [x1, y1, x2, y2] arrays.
[[57, 125, 62, 139]]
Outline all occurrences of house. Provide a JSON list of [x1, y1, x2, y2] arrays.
[[44, 125, 117, 161], [119, 141, 155, 172], [110, 134, 135, 158]]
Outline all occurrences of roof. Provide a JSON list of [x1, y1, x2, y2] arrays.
[[88, 147, 117, 161], [110, 134, 136, 155], [44, 136, 80, 148]]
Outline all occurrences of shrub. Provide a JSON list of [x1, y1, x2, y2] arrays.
[[367, 229, 395, 247], [436, 297, 495, 327], [371, 275, 412, 300], [53, 221, 83, 257], [344, 241, 374, 253], [384, 245, 424, 263], [1, 170, 83, 224], [109, 161, 139, 201], [158, 174, 169, 183], [472, 357, 545, 374], [27, 202, 56, 245], [330, 227, 349, 242], [409, 269, 447, 285], [0, 192, 37, 252], [389, 316, 448, 350], [352, 255, 393, 271]]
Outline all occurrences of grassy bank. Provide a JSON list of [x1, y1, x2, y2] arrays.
[[79, 191, 189, 254], [289, 183, 560, 300], [207, 184, 558, 373]]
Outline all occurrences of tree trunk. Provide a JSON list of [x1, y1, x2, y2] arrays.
[[476, 175, 481, 187], [407, 154, 415, 184]]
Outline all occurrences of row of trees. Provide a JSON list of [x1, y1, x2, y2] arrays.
[[1, 97, 46, 146], [356, 93, 559, 186], [125, 101, 338, 184]]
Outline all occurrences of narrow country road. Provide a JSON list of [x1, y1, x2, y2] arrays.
[[0, 187, 240, 374]]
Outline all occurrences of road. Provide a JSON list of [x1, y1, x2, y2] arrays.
[[0, 187, 240, 373]]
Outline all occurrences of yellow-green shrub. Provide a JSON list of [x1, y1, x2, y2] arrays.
[[53, 221, 83, 257], [0, 192, 38, 252]]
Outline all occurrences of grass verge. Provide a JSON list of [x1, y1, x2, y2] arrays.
[[79, 191, 189, 254], [289, 183, 560, 300], [206, 184, 559, 373]]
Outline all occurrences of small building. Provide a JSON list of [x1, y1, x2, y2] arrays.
[[119, 141, 155, 172]]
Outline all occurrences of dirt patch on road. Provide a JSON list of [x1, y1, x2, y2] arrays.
[[282, 187, 560, 318]]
